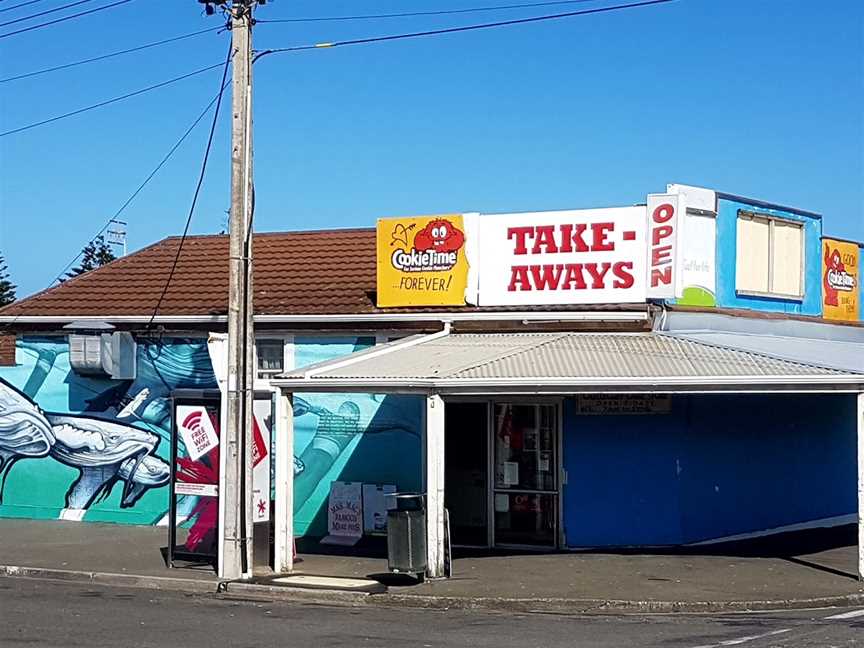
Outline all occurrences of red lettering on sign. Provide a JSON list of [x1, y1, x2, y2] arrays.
[[532, 225, 559, 254], [508, 265, 531, 291], [590, 222, 615, 251], [651, 266, 673, 288], [561, 264, 587, 290], [507, 227, 533, 255], [530, 264, 564, 290], [651, 245, 672, 266], [648, 200, 676, 291], [652, 203, 674, 223], [612, 261, 635, 288], [585, 262, 611, 289]]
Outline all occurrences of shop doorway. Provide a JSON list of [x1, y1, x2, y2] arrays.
[[444, 401, 561, 550], [444, 402, 488, 547], [492, 403, 559, 548]]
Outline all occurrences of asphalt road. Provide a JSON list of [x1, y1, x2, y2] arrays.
[[1, 577, 862, 648]]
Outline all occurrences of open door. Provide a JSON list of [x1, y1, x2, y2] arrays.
[[444, 402, 488, 547]]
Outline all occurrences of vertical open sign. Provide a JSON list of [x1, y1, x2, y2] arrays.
[[646, 194, 679, 299]]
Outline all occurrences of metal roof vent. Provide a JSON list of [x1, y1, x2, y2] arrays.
[[63, 321, 137, 380]]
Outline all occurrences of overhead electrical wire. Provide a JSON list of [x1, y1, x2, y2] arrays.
[[0, 61, 224, 137], [0, 0, 49, 15], [146, 41, 233, 330], [0, 26, 221, 84], [0, 0, 133, 40], [48, 78, 232, 287], [257, 0, 605, 23], [0, 0, 98, 28], [255, 0, 675, 59]]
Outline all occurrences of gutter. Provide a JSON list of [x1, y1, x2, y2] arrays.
[[0, 310, 651, 325], [270, 375, 864, 395]]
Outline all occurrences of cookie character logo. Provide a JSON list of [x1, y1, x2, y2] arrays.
[[390, 218, 465, 272], [824, 245, 855, 307], [413, 219, 465, 253]]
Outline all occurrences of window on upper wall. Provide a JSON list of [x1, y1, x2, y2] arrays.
[[256, 338, 284, 379], [735, 211, 804, 298]]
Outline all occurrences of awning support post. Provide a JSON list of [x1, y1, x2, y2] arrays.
[[274, 389, 294, 574], [857, 392, 863, 581], [425, 393, 446, 579]]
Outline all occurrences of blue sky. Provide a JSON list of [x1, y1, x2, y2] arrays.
[[1, 0, 861, 298]]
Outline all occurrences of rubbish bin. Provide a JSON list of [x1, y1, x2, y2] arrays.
[[387, 493, 427, 577]]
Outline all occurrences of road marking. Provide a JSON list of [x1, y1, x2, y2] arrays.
[[691, 628, 791, 648], [824, 608, 864, 620]]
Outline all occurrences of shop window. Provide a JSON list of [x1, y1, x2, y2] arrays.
[[735, 212, 803, 298], [256, 338, 284, 379]]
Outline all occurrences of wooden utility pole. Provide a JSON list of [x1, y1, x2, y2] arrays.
[[222, 0, 255, 581]]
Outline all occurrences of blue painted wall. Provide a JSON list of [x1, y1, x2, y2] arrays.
[[714, 197, 822, 315], [562, 394, 857, 547], [0, 335, 423, 537]]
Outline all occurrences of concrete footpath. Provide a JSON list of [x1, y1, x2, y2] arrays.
[[1, 519, 862, 614]]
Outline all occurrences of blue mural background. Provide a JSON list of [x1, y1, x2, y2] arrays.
[[0, 335, 424, 538], [292, 337, 423, 537]]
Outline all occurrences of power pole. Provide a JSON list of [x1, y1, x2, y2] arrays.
[[220, 0, 256, 581]]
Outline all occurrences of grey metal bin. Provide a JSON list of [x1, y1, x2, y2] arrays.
[[387, 493, 427, 577]]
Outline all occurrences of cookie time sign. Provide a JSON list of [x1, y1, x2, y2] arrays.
[[476, 207, 648, 305]]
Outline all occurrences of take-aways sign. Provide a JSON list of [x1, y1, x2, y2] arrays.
[[376, 214, 472, 307], [476, 207, 647, 305]]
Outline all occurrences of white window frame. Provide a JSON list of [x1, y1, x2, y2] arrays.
[[735, 211, 805, 300]]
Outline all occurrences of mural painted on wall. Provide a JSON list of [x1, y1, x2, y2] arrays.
[[292, 337, 423, 537], [0, 336, 218, 524], [0, 335, 423, 537]]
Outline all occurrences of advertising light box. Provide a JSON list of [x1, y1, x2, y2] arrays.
[[376, 214, 473, 307], [476, 207, 647, 306]]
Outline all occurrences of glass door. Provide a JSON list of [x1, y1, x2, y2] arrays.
[[491, 403, 558, 547]]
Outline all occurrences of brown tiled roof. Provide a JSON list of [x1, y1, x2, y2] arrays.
[[0, 228, 652, 320], [0, 229, 379, 317]]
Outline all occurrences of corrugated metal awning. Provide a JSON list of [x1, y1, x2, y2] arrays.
[[271, 331, 864, 395], [664, 332, 864, 374]]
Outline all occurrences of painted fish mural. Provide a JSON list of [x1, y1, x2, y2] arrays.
[[0, 378, 170, 515], [0, 335, 423, 535]]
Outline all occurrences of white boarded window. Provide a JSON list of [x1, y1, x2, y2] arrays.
[[771, 220, 803, 296], [735, 211, 803, 298]]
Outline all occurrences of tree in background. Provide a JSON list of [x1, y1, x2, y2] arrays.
[[64, 236, 116, 280], [0, 253, 16, 306]]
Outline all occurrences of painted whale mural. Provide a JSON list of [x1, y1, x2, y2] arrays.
[[0, 378, 170, 514], [0, 335, 422, 532]]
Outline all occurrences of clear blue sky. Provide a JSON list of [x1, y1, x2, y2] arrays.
[[1, 0, 862, 298]]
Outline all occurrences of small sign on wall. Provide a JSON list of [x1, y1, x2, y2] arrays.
[[176, 405, 219, 461], [575, 394, 672, 415], [251, 409, 271, 523], [322, 481, 363, 546]]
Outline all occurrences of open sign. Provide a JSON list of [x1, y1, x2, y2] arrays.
[[646, 194, 679, 298]]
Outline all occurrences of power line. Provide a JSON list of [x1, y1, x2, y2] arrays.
[[0, 0, 98, 28], [0, 26, 221, 84], [0, 61, 224, 137], [0, 0, 133, 40], [258, 0, 605, 24], [0, 0, 49, 15], [49, 78, 232, 287], [256, 0, 675, 59], [146, 41, 233, 330]]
